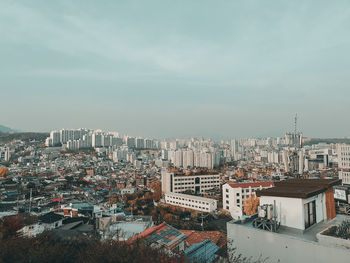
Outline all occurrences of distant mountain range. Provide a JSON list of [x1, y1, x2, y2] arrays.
[[0, 125, 18, 133]]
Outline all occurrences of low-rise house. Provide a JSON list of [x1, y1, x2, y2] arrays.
[[19, 212, 64, 237], [130, 222, 187, 256], [227, 179, 350, 263], [99, 215, 153, 241], [180, 230, 226, 250], [120, 187, 136, 195]]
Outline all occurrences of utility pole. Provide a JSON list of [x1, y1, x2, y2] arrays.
[[29, 188, 32, 213]]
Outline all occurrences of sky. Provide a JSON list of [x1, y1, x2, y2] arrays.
[[1, 0, 350, 139]]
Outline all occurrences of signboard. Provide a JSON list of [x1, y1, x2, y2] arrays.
[[334, 189, 347, 201]]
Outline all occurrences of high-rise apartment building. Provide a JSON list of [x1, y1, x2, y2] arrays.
[[0, 147, 11, 161], [337, 144, 350, 184]]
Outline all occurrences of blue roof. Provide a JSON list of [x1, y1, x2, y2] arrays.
[[184, 238, 219, 263], [71, 202, 94, 210], [4, 191, 20, 196], [145, 224, 186, 246]]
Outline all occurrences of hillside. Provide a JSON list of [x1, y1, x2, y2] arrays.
[[0, 132, 49, 144], [0, 125, 17, 133]]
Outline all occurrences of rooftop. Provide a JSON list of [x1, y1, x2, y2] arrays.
[[130, 222, 187, 249], [256, 178, 341, 199], [180, 230, 226, 248], [230, 214, 349, 242], [39, 212, 64, 224], [184, 238, 219, 263], [226, 181, 274, 189]]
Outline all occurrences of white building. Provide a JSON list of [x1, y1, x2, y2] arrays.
[[227, 179, 346, 263], [165, 192, 217, 213], [0, 147, 11, 161], [120, 187, 136, 195], [136, 138, 145, 149], [92, 133, 103, 148], [19, 212, 64, 237], [223, 181, 274, 219], [337, 144, 350, 184], [267, 151, 280, 164], [126, 137, 136, 148], [112, 147, 129, 162], [182, 150, 194, 168], [174, 149, 183, 167], [50, 130, 61, 146], [161, 170, 220, 194]]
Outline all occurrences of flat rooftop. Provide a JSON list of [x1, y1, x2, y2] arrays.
[[231, 214, 349, 242], [256, 178, 341, 199], [173, 173, 219, 176]]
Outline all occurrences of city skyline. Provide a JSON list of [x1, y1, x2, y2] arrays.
[[2, 1, 350, 138]]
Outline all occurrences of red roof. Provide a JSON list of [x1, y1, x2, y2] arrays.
[[180, 230, 226, 248], [226, 181, 274, 189], [51, 197, 65, 202], [128, 222, 167, 242]]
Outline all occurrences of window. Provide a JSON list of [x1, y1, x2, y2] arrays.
[[226, 194, 229, 198], [236, 193, 240, 196], [236, 199, 240, 203], [226, 200, 229, 204], [226, 206, 229, 209], [304, 200, 316, 229]]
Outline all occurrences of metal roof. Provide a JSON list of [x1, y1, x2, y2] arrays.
[[184, 238, 219, 263]]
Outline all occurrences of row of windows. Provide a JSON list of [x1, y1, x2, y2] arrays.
[[175, 178, 194, 181], [226, 187, 267, 194], [340, 147, 350, 151], [167, 196, 210, 205], [175, 186, 193, 190], [175, 181, 219, 186], [226, 194, 250, 199], [174, 185, 216, 190], [226, 199, 240, 204], [175, 176, 219, 181], [225, 204, 240, 210], [167, 200, 210, 210]]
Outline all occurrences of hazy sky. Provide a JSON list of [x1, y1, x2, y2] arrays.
[[1, 1, 350, 139]]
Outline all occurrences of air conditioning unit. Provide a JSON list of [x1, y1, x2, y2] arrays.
[[258, 204, 274, 219], [266, 205, 273, 220], [258, 205, 267, 218]]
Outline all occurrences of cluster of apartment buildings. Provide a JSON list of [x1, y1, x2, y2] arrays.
[[3, 129, 350, 261]]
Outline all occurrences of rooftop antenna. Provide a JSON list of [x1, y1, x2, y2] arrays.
[[294, 113, 297, 138]]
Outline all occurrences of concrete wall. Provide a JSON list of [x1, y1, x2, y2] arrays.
[[161, 170, 171, 193], [259, 193, 326, 231], [223, 183, 243, 219], [316, 227, 350, 249], [165, 192, 217, 212], [227, 222, 350, 263], [260, 196, 304, 230]]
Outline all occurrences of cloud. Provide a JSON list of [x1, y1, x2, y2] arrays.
[[1, 0, 350, 137]]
